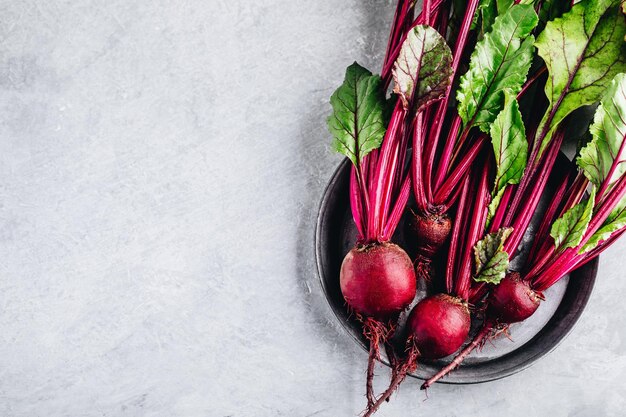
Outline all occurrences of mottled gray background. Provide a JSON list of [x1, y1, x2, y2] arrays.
[[0, 1, 624, 416]]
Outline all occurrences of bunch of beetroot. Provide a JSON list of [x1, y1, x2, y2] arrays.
[[327, 0, 626, 415]]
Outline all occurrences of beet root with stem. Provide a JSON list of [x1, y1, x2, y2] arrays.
[[363, 294, 470, 416], [421, 321, 493, 390], [488, 272, 542, 323], [406, 293, 471, 359], [339, 242, 416, 408], [407, 211, 452, 282], [340, 242, 416, 319]]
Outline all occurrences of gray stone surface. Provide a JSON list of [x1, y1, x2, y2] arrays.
[[0, 1, 624, 416]]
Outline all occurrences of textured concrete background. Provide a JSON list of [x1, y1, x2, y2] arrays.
[[0, 1, 625, 416]]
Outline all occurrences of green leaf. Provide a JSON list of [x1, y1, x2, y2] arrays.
[[487, 187, 507, 224], [534, 0, 626, 156], [473, 227, 513, 284], [393, 25, 453, 111], [577, 73, 626, 187], [471, 0, 493, 31], [487, 90, 529, 219], [577, 73, 626, 251], [550, 188, 596, 250], [457, 4, 538, 132], [327, 63, 387, 166], [472, 0, 515, 39], [581, 198, 626, 251]]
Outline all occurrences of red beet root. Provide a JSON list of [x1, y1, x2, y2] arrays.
[[488, 272, 541, 323], [362, 293, 471, 416], [407, 293, 471, 358], [340, 242, 416, 319], [340, 242, 416, 409], [408, 212, 452, 258], [407, 212, 452, 282]]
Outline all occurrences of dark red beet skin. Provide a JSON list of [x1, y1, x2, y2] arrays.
[[408, 212, 452, 257], [488, 272, 541, 323], [406, 294, 470, 359], [340, 242, 416, 319]]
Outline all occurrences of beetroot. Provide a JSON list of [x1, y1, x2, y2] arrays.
[[408, 212, 451, 256], [340, 242, 416, 319], [340, 242, 416, 408], [407, 294, 470, 358], [407, 212, 452, 281], [363, 294, 471, 416], [488, 272, 541, 323]]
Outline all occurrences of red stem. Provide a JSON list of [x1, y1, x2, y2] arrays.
[[349, 166, 365, 239], [424, 0, 432, 25], [379, 133, 403, 237], [505, 126, 558, 229], [504, 134, 563, 255], [382, 176, 412, 240], [368, 102, 405, 241], [582, 175, 626, 245], [559, 173, 589, 221], [455, 162, 490, 300], [526, 172, 588, 278], [412, 113, 429, 212], [489, 185, 514, 233], [575, 176, 626, 251], [468, 281, 488, 305], [434, 135, 487, 205], [381, 0, 446, 81], [383, 1, 410, 72], [526, 170, 573, 265], [367, 150, 379, 196], [446, 176, 472, 294], [391, 109, 413, 198], [433, 115, 463, 190], [583, 224, 626, 261]]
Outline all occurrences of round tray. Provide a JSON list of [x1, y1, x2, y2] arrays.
[[315, 158, 598, 384]]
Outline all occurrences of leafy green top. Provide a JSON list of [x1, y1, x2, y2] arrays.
[[550, 189, 596, 250], [578, 73, 626, 187], [327, 63, 387, 166], [471, 0, 514, 39], [487, 90, 528, 220], [457, 4, 538, 132], [577, 73, 626, 252], [473, 227, 513, 284], [393, 25, 453, 112], [535, 0, 626, 156]]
